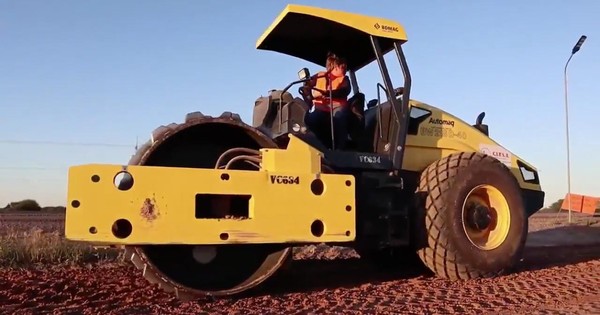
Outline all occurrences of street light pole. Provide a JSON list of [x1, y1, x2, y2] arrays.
[[564, 35, 586, 224]]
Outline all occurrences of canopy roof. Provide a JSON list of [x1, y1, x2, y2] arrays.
[[256, 4, 408, 71]]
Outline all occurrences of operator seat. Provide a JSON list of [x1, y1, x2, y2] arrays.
[[345, 92, 366, 150]]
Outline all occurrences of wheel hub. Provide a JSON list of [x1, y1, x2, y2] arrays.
[[466, 203, 492, 231], [461, 184, 511, 251]]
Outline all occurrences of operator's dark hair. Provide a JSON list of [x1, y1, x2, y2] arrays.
[[325, 52, 347, 71]]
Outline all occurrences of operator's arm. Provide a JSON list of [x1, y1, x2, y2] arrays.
[[306, 73, 319, 87], [328, 75, 351, 99]]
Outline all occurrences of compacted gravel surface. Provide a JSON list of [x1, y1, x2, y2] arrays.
[[0, 212, 599, 314]]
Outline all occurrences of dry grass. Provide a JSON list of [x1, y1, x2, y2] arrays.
[[0, 226, 123, 268], [0, 211, 596, 269]]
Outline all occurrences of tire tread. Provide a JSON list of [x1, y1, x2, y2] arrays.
[[416, 152, 508, 280]]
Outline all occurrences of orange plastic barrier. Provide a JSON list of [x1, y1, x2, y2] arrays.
[[560, 193, 600, 215]]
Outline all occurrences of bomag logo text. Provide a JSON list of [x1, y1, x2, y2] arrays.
[[270, 175, 300, 185], [382, 25, 398, 32], [374, 23, 399, 32], [429, 117, 455, 127]]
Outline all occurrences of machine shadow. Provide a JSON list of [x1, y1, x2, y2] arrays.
[[515, 225, 600, 273], [193, 225, 600, 302], [239, 225, 600, 299], [238, 254, 433, 299]]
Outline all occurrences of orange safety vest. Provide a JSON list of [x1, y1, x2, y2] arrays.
[[312, 71, 348, 111]]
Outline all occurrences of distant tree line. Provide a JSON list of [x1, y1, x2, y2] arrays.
[[1, 199, 65, 212], [1, 197, 597, 214]]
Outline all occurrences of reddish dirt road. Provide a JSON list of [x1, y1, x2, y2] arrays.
[[0, 244, 598, 315], [0, 212, 599, 314]]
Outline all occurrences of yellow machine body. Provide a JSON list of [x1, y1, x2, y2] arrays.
[[402, 100, 541, 193], [65, 135, 355, 245], [61, 3, 546, 299]]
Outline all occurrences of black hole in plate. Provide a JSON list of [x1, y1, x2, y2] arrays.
[[311, 179, 324, 195], [345, 180, 352, 186], [220, 233, 229, 240], [89, 226, 97, 234], [112, 219, 133, 239], [311, 220, 324, 237], [91, 175, 100, 183], [345, 205, 352, 211], [71, 200, 80, 208], [221, 173, 230, 180]]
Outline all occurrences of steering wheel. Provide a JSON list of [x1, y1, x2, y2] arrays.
[[298, 85, 329, 106], [298, 86, 311, 105], [299, 85, 328, 97]]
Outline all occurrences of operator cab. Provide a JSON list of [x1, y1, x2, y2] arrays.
[[253, 4, 413, 171], [251, 65, 407, 160]]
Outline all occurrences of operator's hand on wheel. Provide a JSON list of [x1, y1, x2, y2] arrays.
[[311, 87, 327, 99]]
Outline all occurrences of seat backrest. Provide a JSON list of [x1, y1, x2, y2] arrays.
[[347, 92, 366, 118], [344, 92, 366, 150]]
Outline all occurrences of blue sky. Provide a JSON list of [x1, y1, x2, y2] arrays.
[[0, 0, 598, 207]]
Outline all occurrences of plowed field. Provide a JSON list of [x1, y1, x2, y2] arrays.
[[1, 212, 599, 314]]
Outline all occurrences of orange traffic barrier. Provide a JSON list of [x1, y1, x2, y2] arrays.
[[560, 193, 600, 215]]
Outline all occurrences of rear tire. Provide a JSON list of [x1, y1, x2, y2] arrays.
[[413, 152, 527, 280]]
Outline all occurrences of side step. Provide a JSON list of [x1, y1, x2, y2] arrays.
[[355, 173, 409, 250], [377, 180, 410, 248]]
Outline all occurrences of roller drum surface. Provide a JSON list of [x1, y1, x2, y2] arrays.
[[123, 111, 292, 299]]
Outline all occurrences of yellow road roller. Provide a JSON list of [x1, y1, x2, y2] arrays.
[[64, 4, 545, 300]]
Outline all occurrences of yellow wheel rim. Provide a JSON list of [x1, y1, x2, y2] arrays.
[[461, 184, 510, 250]]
